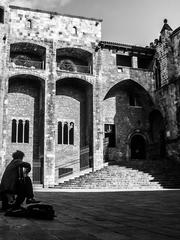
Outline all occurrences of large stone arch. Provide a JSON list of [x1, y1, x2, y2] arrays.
[[104, 79, 154, 105], [7, 74, 45, 183], [102, 77, 154, 101], [9, 72, 47, 82], [10, 40, 48, 50], [56, 74, 94, 86], [55, 77, 93, 183], [102, 79, 154, 161], [56, 44, 94, 54]]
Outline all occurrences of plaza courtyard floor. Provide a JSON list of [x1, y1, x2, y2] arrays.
[[0, 189, 180, 240]]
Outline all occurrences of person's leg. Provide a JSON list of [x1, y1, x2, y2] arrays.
[[24, 176, 40, 204], [14, 182, 26, 208], [24, 176, 34, 199]]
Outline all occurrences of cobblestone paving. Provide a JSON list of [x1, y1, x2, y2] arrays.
[[0, 190, 180, 240]]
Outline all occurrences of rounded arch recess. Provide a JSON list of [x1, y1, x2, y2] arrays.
[[103, 79, 154, 107], [7, 74, 45, 184]]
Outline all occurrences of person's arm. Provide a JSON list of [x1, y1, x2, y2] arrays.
[[13, 159, 31, 173], [20, 162, 31, 173]]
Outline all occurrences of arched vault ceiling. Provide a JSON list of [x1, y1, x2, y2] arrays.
[[104, 79, 154, 107]]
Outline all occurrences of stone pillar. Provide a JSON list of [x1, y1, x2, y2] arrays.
[[0, 2, 9, 178], [132, 56, 138, 68], [93, 49, 104, 171], [44, 41, 56, 187]]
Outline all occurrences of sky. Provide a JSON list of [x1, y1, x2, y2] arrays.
[[10, 0, 180, 47]]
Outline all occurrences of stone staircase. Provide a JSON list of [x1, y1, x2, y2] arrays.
[[56, 159, 180, 190]]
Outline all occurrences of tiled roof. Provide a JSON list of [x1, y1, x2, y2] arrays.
[[99, 41, 155, 54]]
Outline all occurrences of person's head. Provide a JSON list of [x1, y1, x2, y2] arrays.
[[12, 150, 25, 160]]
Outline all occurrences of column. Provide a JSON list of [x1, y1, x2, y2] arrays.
[[93, 49, 104, 170], [44, 41, 56, 187]]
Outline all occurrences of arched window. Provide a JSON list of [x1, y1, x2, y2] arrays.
[[0, 7, 4, 24], [24, 120, 29, 143], [73, 26, 77, 35], [63, 122, 68, 144], [69, 122, 74, 145], [11, 119, 17, 143], [58, 121, 74, 145], [58, 121, 62, 144], [27, 19, 32, 29], [11, 119, 30, 143], [18, 120, 23, 143]]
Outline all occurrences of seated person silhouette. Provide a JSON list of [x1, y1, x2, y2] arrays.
[[0, 150, 40, 211]]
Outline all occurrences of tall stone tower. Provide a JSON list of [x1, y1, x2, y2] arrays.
[[0, 0, 9, 176]]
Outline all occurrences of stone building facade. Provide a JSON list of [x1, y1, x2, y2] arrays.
[[0, 1, 178, 187]]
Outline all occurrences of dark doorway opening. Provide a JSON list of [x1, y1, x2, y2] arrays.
[[131, 134, 146, 159]]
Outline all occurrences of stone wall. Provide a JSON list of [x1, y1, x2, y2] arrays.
[[0, 1, 10, 178], [100, 47, 154, 161], [154, 24, 180, 162], [1, 2, 171, 186], [9, 5, 101, 47]]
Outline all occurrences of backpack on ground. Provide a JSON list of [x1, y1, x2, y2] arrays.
[[5, 204, 55, 220], [26, 204, 55, 220]]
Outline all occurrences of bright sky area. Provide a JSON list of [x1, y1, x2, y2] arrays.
[[11, 0, 180, 47]]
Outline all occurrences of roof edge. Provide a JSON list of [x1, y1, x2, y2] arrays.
[[171, 26, 180, 38], [99, 41, 155, 53], [9, 5, 103, 22]]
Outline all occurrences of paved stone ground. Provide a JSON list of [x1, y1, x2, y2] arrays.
[[0, 190, 180, 240]]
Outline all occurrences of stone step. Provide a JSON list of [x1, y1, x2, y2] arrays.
[[56, 160, 180, 190]]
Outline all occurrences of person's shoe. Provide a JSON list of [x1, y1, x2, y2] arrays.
[[26, 198, 40, 204]]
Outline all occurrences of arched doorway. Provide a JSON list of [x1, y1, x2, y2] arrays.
[[7, 75, 45, 183], [130, 134, 146, 160]]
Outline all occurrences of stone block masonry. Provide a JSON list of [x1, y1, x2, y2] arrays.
[[0, 2, 179, 187]]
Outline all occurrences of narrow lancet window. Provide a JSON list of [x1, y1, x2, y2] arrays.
[[69, 122, 74, 145], [24, 120, 29, 143], [18, 120, 23, 143], [63, 122, 68, 144], [11, 119, 17, 143], [58, 121, 62, 144]]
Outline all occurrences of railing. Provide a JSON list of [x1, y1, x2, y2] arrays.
[[57, 158, 78, 178], [57, 62, 92, 74], [10, 58, 44, 70], [59, 167, 73, 178]]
